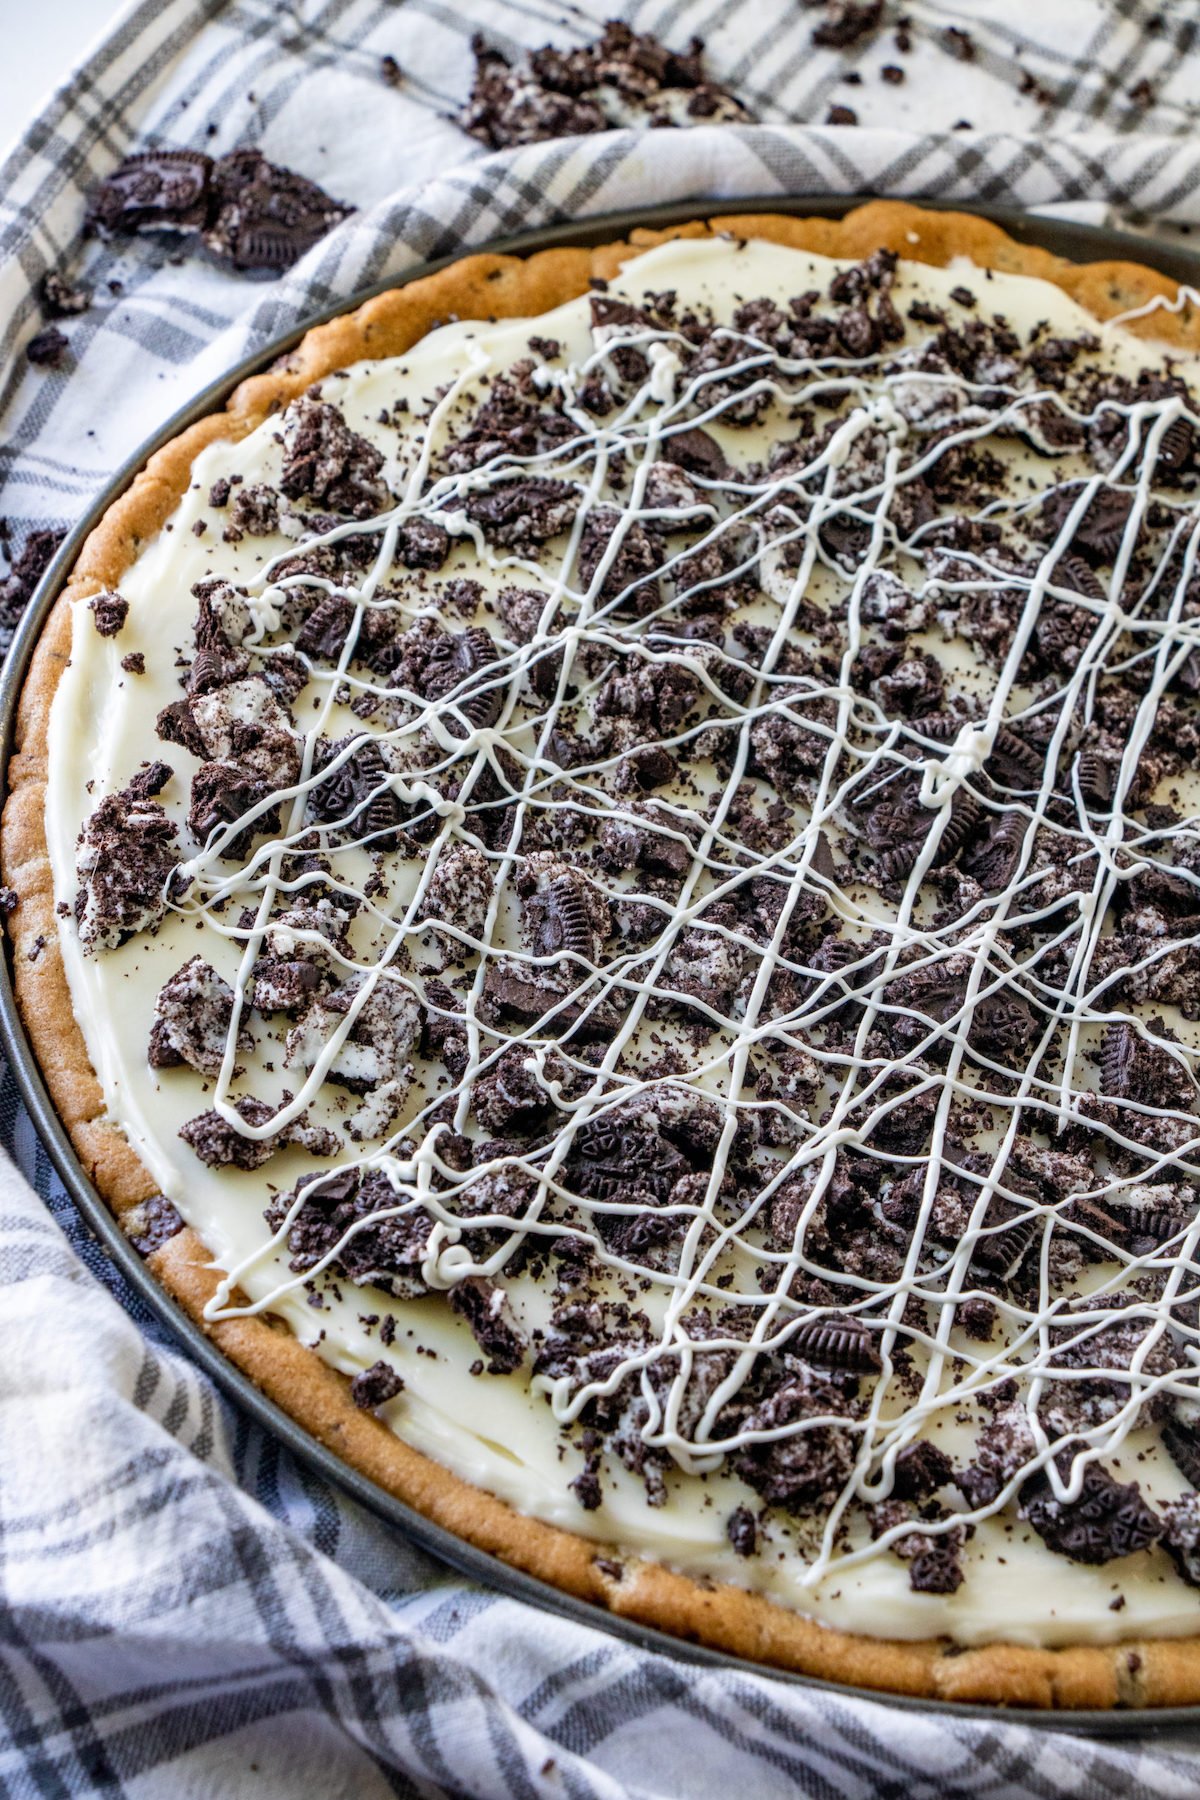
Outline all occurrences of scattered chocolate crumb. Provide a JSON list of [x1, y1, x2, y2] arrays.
[[727, 1505, 759, 1556], [350, 1360, 405, 1410], [40, 271, 92, 318], [826, 105, 859, 125], [27, 326, 69, 368], [379, 54, 403, 88], [812, 1, 884, 50]]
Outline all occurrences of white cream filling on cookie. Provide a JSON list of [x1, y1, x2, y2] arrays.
[[45, 234, 1200, 1647]]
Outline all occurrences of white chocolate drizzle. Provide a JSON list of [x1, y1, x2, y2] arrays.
[[46, 238, 1200, 1634]]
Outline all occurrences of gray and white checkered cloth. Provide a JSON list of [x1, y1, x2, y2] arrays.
[[5, 2, 1200, 1793]]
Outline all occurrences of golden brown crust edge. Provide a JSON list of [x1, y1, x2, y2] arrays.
[[7, 199, 1200, 1709]]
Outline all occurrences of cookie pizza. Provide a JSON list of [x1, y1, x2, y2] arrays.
[[11, 202, 1200, 1708]]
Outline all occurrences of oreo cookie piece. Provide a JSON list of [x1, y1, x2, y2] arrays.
[[525, 873, 594, 960], [789, 1313, 882, 1374], [179, 1095, 339, 1170], [149, 955, 252, 1077], [86, 146, 350, 275], [350, 1361, 404, 1410], [204, 148, 353, 273], [1162, 1416, 1200, 1488], [123, 1192, 185, 1258], [89, 590, 129, 638], [730, 1375, 858, 1512], [891, 1440, 955, 1501], [578, 505, 666, 613], [726, 1505, 759, 1557], [74, 762, 184, 952], [267, 1168, 433, 1297], [1157, 417, 1195, 478], [811, 1, 883, 48], [1161, 1493, 1200, 1587], [86, 149, 212, 238], [483, 963, 624, 1039], [307, 737, 400, 846], [908, 1545, 964, 1594], [464, 478, 579, 551], [459, 39, 608, 149], [1100, 1019, 1194, 1110], [448, 1276, 526, 1373], [421, 628, 504, 735], [188, 761, 279, 858], [566, 1114, 689, 1205], [1020, 1461, 1162, 1565], [27, 327, 69, 369], [1041, 485, 1135, 564], [470, 1048, 552, 1135], [280, 397, 389, 518]]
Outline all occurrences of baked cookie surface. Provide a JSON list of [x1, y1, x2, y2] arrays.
[[11, 202, 1200, 1706]]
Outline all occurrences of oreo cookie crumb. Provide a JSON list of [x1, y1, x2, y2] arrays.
[[89, 591, 129, 638], [458, 23, 751, 151], [350, 1360, 404, 1410], [811, 2, 884, 48], [727, 1505, 759, 1556], [27, 327, 68, 368], [40, 271, 91, 318]]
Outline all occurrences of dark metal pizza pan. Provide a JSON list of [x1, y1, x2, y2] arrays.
[[4, 195, 1200, 1736]]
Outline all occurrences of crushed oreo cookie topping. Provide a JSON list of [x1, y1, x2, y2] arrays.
[[52, 233, 1200, 1622], [458, 23, 751, 149]]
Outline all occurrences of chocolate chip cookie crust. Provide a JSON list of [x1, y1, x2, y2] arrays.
[[9, 200, 1200, 1709]]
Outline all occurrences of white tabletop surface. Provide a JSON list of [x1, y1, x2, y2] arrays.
[[1, 0, 126, 160]]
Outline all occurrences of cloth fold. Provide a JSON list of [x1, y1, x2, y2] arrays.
[[5, 2, 1200, 1793]]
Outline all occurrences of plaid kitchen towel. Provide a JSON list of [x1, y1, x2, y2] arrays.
[[5, 1, 1200, 1794]]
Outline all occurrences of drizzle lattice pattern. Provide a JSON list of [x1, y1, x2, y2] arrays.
[[157, 249, 1200, 1576]]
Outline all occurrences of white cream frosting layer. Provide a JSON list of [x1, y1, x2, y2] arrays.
[[45, 234, 1200, 1646]]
